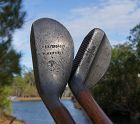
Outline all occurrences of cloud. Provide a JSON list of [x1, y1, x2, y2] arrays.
[[111, 40, 127, 45], [12, 0, 140, 68], [64, 0, 140, 46]]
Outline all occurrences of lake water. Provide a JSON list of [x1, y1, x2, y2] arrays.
[[12, 100, 140, 124], [12, 100, 91, 124]]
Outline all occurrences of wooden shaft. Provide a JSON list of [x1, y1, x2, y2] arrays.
[[77, 90, 113, 124], [50, 106, 76, 124], [43, 99, 76, 124]]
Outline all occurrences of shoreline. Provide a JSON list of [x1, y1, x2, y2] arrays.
[[11, 96, 72, 101], [0, 113, 24, 124]]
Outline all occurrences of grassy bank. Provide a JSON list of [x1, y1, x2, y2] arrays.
[[12, 96, 72, 101], [0, 113, 24, 124]]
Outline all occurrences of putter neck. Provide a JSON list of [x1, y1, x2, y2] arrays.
[[42, 97, 76, 124], [69, 77, 112, 124], [50, 103, 75, 124], [71, 87, 113, 124], [69, 74, 87, 97]]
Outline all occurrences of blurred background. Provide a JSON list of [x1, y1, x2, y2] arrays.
[[0, 0, 140, 124]]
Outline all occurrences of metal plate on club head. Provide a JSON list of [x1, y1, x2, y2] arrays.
[[30, 18, 74, 97], [85, 31, 111, 88]]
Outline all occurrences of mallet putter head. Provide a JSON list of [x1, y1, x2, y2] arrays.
[[30, 18, 74, 107]]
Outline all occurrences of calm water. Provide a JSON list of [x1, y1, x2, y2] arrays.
[[12, 100, 91, 124], [12, 100, 140, 124]]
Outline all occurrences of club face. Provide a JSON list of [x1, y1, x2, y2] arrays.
[[71, 28, 111, 88], [86, 32, 111, 88], [30, 18, 74, 100]]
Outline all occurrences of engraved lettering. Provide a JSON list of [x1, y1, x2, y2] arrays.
[[45, 51, 64, 55], [86, 46, 96, 63], [41, 44, 65, 49]]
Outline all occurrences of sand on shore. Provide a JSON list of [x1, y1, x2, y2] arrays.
[[12, 96, 72, 101]]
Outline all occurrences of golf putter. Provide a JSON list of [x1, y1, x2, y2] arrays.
[[30, 18, 75, 124], [69, 28, 113, 124]]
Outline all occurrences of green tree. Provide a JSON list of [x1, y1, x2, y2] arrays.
[[24, 70, 35, 86], [0, 0, 26, 113], [92, 42, 140, 118], [128, 23, 140, 57], [12, 70, 38, 97]]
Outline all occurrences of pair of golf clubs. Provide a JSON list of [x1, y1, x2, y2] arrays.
[[30, 18, 113, 124]]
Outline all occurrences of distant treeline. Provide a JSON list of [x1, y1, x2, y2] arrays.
[[12, 71, 39, 97], [92, 23, 140, 120], [12, 70, 73, 98]]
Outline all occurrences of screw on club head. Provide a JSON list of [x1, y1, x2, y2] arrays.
[[30, 18, 75, 124]]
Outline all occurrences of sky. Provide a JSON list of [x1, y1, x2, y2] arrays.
[[13, 0, 140, 69]]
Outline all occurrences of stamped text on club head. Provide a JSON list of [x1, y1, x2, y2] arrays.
[[30, 18, 74, 97]]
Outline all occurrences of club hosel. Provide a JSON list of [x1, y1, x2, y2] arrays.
[[69, 74, 87, 97], [37, 82, 76, 124], [69, 76, 112, 124], [49, 103, 76, 124], [41, 96, 76, 124], [41, 94, 60, 108], [77, 89, 113, 124]]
